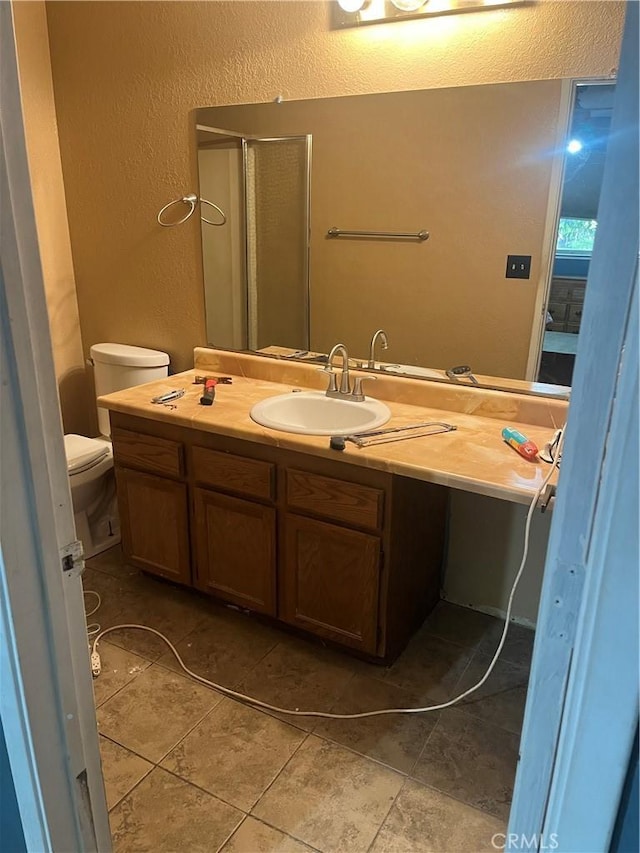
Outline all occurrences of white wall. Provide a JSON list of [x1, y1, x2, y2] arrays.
[[444, 491, 553, 626]]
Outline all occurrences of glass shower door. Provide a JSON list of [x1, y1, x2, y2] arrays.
[[243, 135, 311, 352]]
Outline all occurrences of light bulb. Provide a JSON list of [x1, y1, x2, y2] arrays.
[[337, 0, 367, 11], [567, 139, 583, 154], [390, 0, 427, 10]]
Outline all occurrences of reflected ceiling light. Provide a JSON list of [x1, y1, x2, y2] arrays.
[[333, 0, 527, 29], [337, 0, 369, 11], [390, 0, 427, 10], [567, 139, 583, 154]]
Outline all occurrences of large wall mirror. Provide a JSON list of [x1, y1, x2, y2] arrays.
[[195, 78, 613, 393]]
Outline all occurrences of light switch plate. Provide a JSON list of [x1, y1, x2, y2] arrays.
[[506, 255, 532, 279]]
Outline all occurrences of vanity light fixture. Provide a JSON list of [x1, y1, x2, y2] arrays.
[[333, 0, 529, 29]]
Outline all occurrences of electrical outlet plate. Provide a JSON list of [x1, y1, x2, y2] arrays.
[[506, 255, 532, 279]]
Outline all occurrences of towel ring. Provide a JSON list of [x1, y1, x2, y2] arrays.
[[200, 198, 227, 227], [157, 193, 198, 227], [157, 194, 227, 227]]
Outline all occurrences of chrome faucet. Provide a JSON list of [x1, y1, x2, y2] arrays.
[[368, 329, 389, 369], [324, 343, 351, 397], [323, 343, 377, 401]]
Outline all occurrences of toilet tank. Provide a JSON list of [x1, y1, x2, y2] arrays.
[[91, 343, 170, 437]]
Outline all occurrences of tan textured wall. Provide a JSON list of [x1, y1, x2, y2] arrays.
[[12, 0, 92, 436], [44, 0, 624, 385]]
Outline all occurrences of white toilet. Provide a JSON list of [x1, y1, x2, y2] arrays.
[[64, 343, 170, 559]]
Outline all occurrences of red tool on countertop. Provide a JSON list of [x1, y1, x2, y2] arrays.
[[200, 378, 217, 406], [193, 375, 232, 406]]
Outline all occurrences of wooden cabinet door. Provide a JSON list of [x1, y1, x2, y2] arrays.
[[193, 488, 276, 615], [116, 467, 190, 584], [281, 514, 381, 654]]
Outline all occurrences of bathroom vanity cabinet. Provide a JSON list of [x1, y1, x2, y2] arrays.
[[110, 412, 447, 661]]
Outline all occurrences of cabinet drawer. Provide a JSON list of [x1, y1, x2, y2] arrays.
[[547, 303, 568, 324], [568, 304, 583, 324], [192, 446, 274, 502], [112, 428, 183, 478], [551, 278, 586, 302], [550, 282, 571, 301], [286, 468, 384, 531]]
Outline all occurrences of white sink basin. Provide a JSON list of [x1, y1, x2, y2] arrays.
[[250, 391, 391, 436]]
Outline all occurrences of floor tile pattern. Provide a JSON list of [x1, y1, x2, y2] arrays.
[[87, 551, 533, 852]]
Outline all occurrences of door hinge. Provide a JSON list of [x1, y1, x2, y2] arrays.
[[60, 540, 85, 576]]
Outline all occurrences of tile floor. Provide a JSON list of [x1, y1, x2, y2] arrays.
[[85, 545, 534, 853]]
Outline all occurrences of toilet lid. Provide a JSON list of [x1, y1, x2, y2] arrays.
[[64, 434, 110, 474]]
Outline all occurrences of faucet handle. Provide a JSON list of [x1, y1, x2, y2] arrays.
[[318, 366, 338, 395], [351, 375, 376, 402]]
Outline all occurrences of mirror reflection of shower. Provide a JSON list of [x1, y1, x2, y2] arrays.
[[538, 81, 615, 386], [197, 125, 311, 353]]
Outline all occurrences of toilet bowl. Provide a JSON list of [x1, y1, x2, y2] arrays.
[[65, 343, 169, 559], [65, 434, 118, 559]]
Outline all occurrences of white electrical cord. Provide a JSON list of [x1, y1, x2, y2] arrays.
[[83, 590, 102, 641], [84, 589, 101, 616], [88, 434, 563, 719]]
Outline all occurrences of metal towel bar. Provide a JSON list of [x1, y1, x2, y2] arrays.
[[327, 226, 429, 241]]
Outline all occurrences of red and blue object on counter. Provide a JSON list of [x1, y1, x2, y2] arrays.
[[502, 426, 539, 461]]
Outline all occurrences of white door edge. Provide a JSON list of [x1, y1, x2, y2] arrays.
[[0, 4, 110, 850]]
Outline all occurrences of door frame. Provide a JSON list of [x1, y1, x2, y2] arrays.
[[0, 4, 110, 850], [510, 3, 639, 848]]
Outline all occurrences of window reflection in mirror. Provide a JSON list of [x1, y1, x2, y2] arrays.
[[539, 81, 614, 387]]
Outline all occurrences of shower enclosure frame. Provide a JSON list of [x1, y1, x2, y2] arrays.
[[196, 123, 312, 354]]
